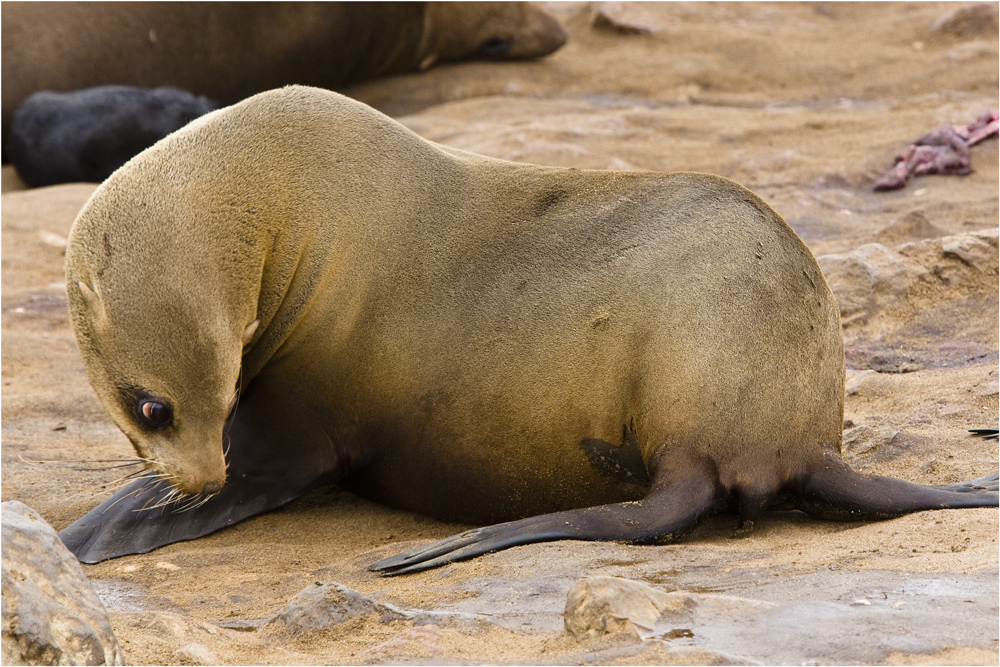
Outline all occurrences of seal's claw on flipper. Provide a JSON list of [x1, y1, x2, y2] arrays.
[[797, 457, 999, 521], [374, 525, 575, 576], [370, 458, 1000, 576], [369, 529, 485, 572], [934, 472, 1000, 494], [371, 469, 719, 576], [369, 518, 585, 576]]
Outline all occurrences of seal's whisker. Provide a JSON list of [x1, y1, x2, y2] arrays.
[[192, 492, 217, 510], [136, 482, 176, 512], [174, 492, 215, 513], [231, 363, 244, 424], [137, 492, 165, 512], [144, 498, 175, 511], [20, 452, 165, 505], [158, 488, 184, 506], [118, 473, 164, 487], [61, 483, 125, 504], [221, 432, 232, 474], [140, 487, 189, 512], [18, 455, 146, 464], [102, 484, 150, 514], [99, 475, 149, 491], [218, 368, 240, 475], [60, 468, 165, 504], [18, 454, 150, 471], [143, 477, 165, 490], [73, 462, 147, 472], [172, 495, 201, 513]]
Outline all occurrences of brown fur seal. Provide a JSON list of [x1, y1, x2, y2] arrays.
[[59, 86, 998, 571], [1, 2, 565, 147]]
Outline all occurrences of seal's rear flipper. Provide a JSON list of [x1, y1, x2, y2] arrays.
[[934, 472, 999, 493], [370, 468, 720, 576], [797, 456, 999, 521], [59, 472, 321, 563]]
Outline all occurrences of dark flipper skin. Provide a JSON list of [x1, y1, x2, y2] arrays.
[[60, 377, 352, 563], [371, 457, 999, 576], [372, 465, 722, 576], [934, 472, 999, 493], [794, 456, 999, 521], [59, 468, 325, 564]]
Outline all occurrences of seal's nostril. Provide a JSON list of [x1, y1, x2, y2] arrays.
[[202, 481, 222, 495]]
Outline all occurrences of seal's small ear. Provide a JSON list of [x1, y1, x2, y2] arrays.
[[75, 281, 105, 314], [72, 280, 108, 329], [242, 319, 260, 346]]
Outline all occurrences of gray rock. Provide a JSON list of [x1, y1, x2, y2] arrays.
[[565, 575, 675, 639], [361, 625, 447, 659], [816, 243, 913, 325], [929, 2, 999, 39], [174, 642, 216, 665], [1, 501, 124, 666], [817, 229, 998, 326], [564, 576, 773, 641], [940, 232, 999, 273], [592, 3, 661, 35], [897, 228, 999, 282], [271, 581, 491, 634], [274, 581, 393, 631]]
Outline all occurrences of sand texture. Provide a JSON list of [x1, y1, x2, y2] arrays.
[[2, 2, 997, 664]]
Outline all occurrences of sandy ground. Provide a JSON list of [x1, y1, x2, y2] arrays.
[[2, 2, 998, 665]]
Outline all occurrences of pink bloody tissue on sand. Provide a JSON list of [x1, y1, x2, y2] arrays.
[[873, 110, 998, 191]]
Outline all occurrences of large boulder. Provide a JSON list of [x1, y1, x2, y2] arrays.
[[1, 501, 123, 665]]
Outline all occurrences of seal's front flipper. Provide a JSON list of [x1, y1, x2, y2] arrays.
[[798, 456, 999, 521], [370, 468, 719, 576], [60, 470, 324, 563], [60, 376, 354, 563]]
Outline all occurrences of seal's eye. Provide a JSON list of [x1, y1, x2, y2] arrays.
[[138, 399, 172, 429], [479, 37, 511, 58]]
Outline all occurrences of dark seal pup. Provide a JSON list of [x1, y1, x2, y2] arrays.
[[11, 86, 219, 188], [59, 86, 998, 573]]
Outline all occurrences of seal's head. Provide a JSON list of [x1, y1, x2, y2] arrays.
[[64, 144, 260, 498], [422, 2, 567, 68]]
